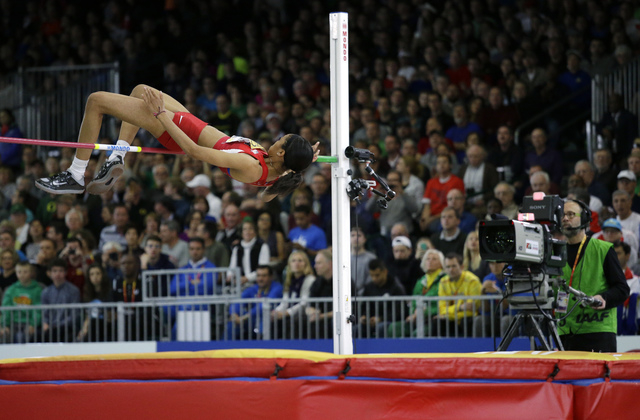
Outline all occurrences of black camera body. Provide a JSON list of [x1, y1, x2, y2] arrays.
[[478, 194, 567, 309]]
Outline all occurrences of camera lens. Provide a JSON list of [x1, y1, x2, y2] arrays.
[[483, 226, 515, 255]]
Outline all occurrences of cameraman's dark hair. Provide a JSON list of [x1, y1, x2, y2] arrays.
[[445, 253, 463, 265], [368, 259, 387, 271], [48, 258, 67, 271], [263, 134, 313, 197], [256, 264, 273, 276]]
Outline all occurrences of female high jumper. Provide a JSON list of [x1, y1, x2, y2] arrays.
[[36, 85, 318, 202]]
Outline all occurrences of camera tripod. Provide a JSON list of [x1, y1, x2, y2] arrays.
[[497, 309, 564, 351]]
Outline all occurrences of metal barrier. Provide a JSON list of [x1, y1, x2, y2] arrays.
[[0, 63, 120, 148], [588, 56, 640, 160], [0, 295, 517, 344], [141, 267, 243, 300]]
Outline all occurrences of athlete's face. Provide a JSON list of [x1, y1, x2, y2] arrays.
[[269, 135, 289, 156]]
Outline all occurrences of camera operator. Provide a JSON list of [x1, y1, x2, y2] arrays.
[[558, 199, 630, 352]]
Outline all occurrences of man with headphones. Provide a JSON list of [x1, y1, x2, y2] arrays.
[[558, 199, 630, 352]]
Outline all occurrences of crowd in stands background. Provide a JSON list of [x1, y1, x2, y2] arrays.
[[1, 0, 640, 341]]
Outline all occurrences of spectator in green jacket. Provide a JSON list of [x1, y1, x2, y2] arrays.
[[1, 260, 43, 343]]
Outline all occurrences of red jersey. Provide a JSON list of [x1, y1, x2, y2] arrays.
[[214, 136, 275, 187], [423, 175, 465, 215]]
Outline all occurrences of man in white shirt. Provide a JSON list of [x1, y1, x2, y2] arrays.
[[186, 174, 222, 221], [614, 190, 640, 241]]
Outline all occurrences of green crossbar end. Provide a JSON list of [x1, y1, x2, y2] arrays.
[[316, 156, 338, 163]]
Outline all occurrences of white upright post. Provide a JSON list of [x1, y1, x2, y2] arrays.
[[329, 12, 353, 355]]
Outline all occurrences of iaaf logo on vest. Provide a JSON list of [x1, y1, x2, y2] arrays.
[[559, 312, 609, 326]]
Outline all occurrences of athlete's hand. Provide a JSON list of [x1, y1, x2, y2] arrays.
[[142, 87, 166, 116], [312, 142, 320, 162]]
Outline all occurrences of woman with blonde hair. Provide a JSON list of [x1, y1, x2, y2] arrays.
[[271, 251, 316, 338], [388, 249, 446, 337], [462, 230, 489, 279]]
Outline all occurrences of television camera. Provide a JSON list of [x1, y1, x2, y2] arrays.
[[479, 193, 571, 350]]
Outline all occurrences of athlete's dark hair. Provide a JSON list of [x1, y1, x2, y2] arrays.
[[264, 134, 314, 197]]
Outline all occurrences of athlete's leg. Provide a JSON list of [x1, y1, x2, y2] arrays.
[[37, 89, 173, 194], [74, 91, 169, 160], [116, 84, 188, 144]]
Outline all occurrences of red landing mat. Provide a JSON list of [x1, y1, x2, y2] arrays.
[[1, 350, 640, 420]]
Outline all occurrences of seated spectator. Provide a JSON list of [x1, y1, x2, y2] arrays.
[[387, 236, 423, 294], [256, 211, 285, 267], [0, 248, 18, 294], [614, 190, 640, 240], [113, 254, 151, 341], [229, 219, 270, 288], [523, 128, 563, 186], [358, 259, 405, 338], [462, 231, 490, 280], [271, 251, 316, 338], [179, 210, 205, 242], [9, 204, 29, 249], [170, 238, 218, 298], [430, 207, 468, 256], [429, 188, 477, 234], [289, 205, 327, 259], [185, 174, 222, 222], [435, 253, 482, 337], [473, 261, 511, 338], [77, 264, 113, 342], [557, 50, 591, 109], [140, 234, 175, 297], [216, 203, 242, 254], [287, 188, 322, 232], [526, 169, 561, 196], [227, 265, 283, 340], [487, 125, 526, 189], [350, 227, 377, 296], [369, 170, 419, 237], [196, 221, 230, 268], [22, 219, 45, 263], [458, 144, 499, 218], [60, 237, 93, 296], [0, 225, 27, 261], [41, 258, 81, 342], [420, 154, 465, 233], [494, 182, 519, 220], [160, 220, 189, 267], [0, 260, 42, 343], [98, 204, 129, 250], [306, 249, 335, 339], [33, 238, 57, 286], [396, 155, 425, 209], [594, 148, 619, 195], [574, 160, 611, 206], [475, 87, 519, 145], [594, 218, 639, 267], [614, 241, 640, 335], [445, 104, 483, 162], [388, 249, 446, 338], [616, 170, 640, 214]]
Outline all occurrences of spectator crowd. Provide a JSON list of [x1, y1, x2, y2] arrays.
[[1, 0, 640, 342]]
